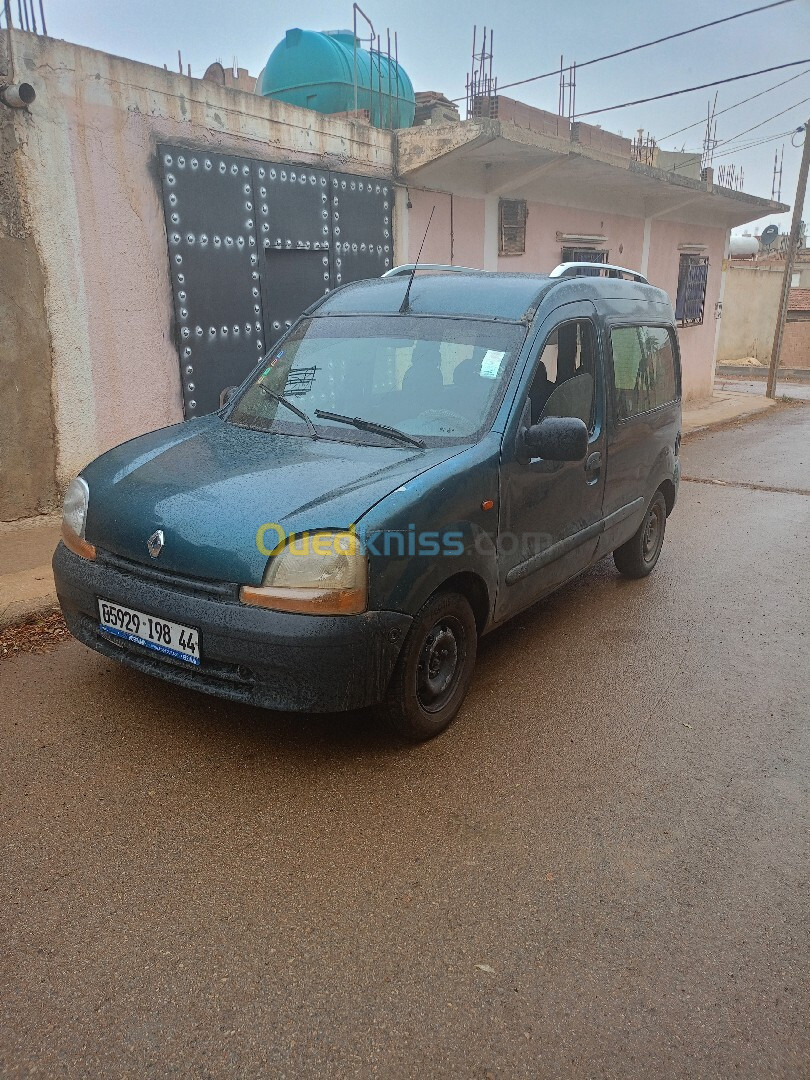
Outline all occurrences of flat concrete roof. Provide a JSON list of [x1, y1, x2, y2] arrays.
[[397, 119, 788, 229]]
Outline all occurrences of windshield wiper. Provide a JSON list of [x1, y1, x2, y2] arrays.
[[314, 410, 426, 449], [259, 385, 319, 439]]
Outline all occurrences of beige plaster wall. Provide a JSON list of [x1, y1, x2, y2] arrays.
[[716, 264, 783, 364]]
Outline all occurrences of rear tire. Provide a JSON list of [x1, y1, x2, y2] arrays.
[[383, 590, 477, 742], [613, 490, 667, 579]]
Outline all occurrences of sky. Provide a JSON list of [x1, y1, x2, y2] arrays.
[[26, 0, 810, 233]]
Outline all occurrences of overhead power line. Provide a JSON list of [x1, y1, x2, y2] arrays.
[[715, 95, 810, 148], [670, 126, 799, 173], [712, 133, 789, 159], [690, 129, 792, 165], [711, 128, 794, 157], [659, 66, 810, 143], [678, 94, 810, 153], [573, 60, 810, 119], [452, 0, 797, 102]]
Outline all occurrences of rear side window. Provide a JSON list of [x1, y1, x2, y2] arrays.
[[610, 325, 678, 420]]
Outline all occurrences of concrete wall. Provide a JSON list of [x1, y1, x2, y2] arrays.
[[404, 186, 726, 401], [716, 264, 783, 364], [492, 97, 570, 139], [570, 122, 632, 160], [3, 29, 394, 508], [0, 37, 58, 520]]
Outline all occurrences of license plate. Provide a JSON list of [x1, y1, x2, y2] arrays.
[[98, 598, 200, 666]]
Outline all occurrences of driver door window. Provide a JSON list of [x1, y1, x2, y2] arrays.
[[528, 320, 597, 430]]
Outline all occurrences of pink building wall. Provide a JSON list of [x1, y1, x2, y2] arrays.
[[405, 191, 486, 268], [451, 196, 486, 269], [407, 190, 452, 264], [497, 203, 645, 277], [405, 187, 727, 401], [646, 220, 727, 401]]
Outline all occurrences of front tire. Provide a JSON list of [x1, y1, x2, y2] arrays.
[[383, 590, 478, 742], [613, 490, 667, 579]]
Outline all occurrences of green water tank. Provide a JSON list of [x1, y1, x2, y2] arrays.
[[259, 28, 415, 129]]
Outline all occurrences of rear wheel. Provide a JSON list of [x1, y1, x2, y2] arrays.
[[613, 490, 667, 579], [383, 590, 477, 742]]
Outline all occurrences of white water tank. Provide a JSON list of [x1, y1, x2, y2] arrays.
[[729, 235, 759, 257]]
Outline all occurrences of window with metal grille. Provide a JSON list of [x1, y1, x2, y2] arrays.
[[560, 247, 608, 276], [499, 199, 527, 255], [675, 253, 709, 326]]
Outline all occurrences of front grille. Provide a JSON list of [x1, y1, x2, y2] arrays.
[[95, 548, 240, 602]]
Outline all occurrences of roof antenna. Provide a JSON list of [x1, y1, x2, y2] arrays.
[[400, 205, 435, 313]]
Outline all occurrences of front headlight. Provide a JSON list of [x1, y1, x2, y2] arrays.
[[240, 530, 367, 614], [61, 476, 95, 559]]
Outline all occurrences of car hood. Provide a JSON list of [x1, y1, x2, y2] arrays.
[[82, 416, 463, 584]]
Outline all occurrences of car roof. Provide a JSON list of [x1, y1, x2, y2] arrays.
[[312, 270, 671, 323]]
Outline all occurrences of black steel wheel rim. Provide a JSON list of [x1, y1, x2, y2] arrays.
[[416, 615, 465, 713], [642, 501, 664, 563]]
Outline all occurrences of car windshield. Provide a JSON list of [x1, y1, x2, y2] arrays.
[[227, 315, 526, 447]]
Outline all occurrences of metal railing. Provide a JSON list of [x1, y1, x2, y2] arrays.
[[383, 264, 486, 278], [351, 3, 403, 130], [549, 262, 649, 284], [2, 0, 47, 35]]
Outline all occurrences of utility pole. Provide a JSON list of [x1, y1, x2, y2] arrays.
[[766, 119, 809, 399]]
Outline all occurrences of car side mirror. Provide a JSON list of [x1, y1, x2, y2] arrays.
[[219, 386, 238, 408], [522, 416, 588, 461]]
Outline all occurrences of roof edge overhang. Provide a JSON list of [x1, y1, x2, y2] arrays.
[[396, 119, 789, 229]]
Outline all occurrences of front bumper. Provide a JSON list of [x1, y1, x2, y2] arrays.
[[53, 542, 411, 712]]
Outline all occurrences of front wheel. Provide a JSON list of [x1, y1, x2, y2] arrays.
[[383, 590, 478, 742], [613, 490, 667, 579]]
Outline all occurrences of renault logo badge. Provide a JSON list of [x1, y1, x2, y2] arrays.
[[147, 530, 164, 559]]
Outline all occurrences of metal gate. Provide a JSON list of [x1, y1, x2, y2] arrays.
[[158, 145, 393, 416]]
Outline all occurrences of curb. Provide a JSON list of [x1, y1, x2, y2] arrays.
[[716, 366, 810, 382], [0, 566, 58, 630], [682, 392, 776, 438], [0, 515, 61, 630]]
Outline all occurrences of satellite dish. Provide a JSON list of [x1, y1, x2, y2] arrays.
[[760, 224, 779, 248]]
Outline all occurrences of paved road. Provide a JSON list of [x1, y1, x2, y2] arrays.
[[2, 406, 808, 1079]]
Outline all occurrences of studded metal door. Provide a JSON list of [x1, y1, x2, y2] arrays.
[[159, 146, 393, 417], [254, 160, 332, 347], [160, 148, 265, 416], [328, 173, 393, 289]]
